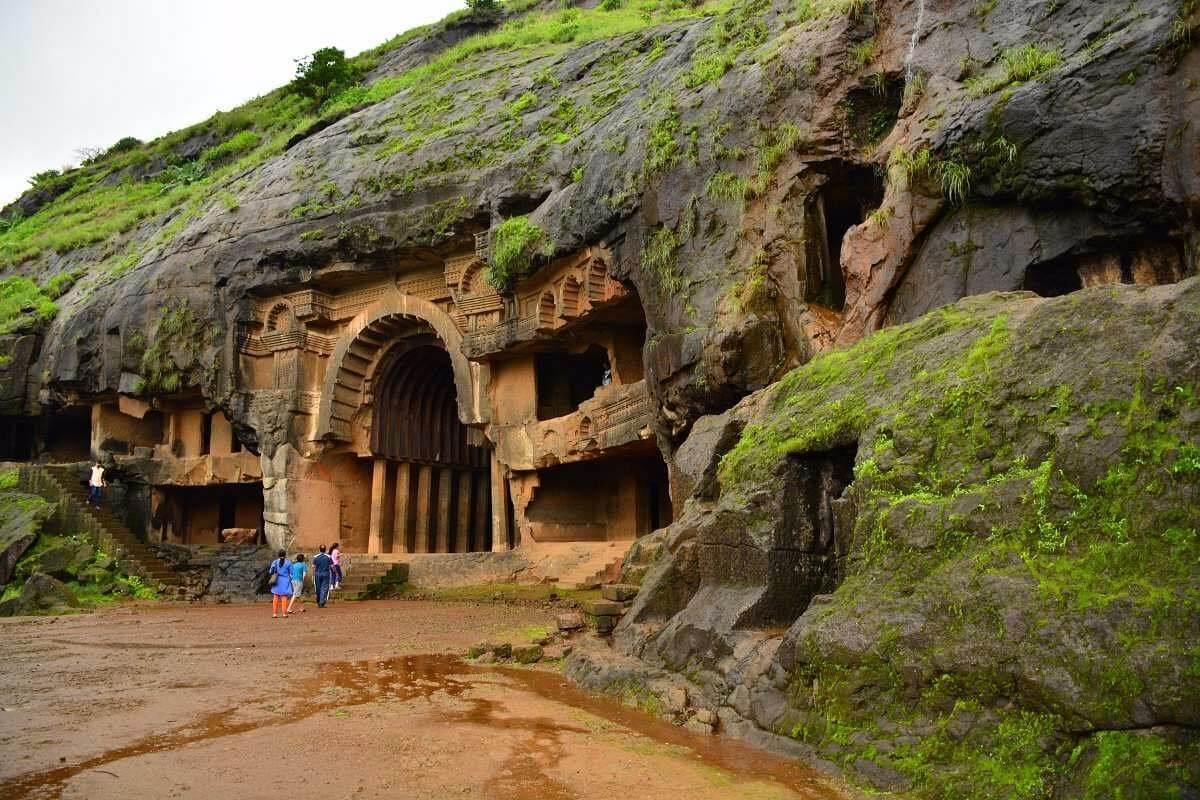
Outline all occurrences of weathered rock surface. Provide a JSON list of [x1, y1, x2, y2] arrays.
[[0, 491, 49, 585], [0, 1, 1198, 795], [0, 0, 1191, 450], [571, 279, 1200, 797]]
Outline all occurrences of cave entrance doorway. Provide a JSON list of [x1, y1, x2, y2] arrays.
[[152, 483, 264, 545], [805, 163, 885, 310], [521, 446, 672, 543], [367, 335, 492, 554], [44, 406, 92, 462]]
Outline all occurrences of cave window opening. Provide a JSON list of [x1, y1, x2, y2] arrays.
[[200, 413, 212, 456], [1023, 256, 1083, 297], [846, 76, 904, 149], [535, 345, 610, 421], [809, 164, 885, 311]]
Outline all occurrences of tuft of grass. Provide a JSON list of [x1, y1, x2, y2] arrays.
[[641, 225, 683, 295], [846, 38, 876, 72], [888, 145, 972, 204], [706, 171, 749, 208], [486, 216, 551, 289], [966, 43, 1062, 96], [750, 122, 806, 196], [644, 110, 682, 177], [0, 277, 58, 334]]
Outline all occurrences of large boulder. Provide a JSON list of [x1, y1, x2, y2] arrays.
[[0, 490, 52, 586], [0, 573, 79, 617], [23, 537, 94, 582], [580, 278, 1200, 798]]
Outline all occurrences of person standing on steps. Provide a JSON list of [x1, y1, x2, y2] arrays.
[[88, 462, 106, 506], [287, 553, 308, 615], [268, 550, 292, 618], [329, 542, 343, 591], [311, 545, 333, 608]]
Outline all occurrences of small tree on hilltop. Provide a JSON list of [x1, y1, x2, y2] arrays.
[[292, 47, 354, 108], [465, 0, 501, 18]]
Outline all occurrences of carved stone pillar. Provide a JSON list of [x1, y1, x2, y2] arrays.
[[368, 458, 388, 555], [414, 465, 434, 553], [435, 468, 453, 553], [454, 471, 472, 553], [392, 461, 412, 554], [490, 452, 510, 552]]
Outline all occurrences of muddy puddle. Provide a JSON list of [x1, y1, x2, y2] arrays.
[[1, 654, 843, 799]]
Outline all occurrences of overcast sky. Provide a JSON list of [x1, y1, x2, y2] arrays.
[[0, 0, 464, 206]]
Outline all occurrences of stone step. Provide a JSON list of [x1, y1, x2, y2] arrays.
[[25, 465, 182, 589]]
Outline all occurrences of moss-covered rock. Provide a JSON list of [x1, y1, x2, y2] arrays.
[[0, 489, 50, 586], [580, 277, 1200, 798]]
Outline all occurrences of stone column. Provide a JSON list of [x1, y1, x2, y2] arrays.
[[473, 471, 489, 552], [414, 465, 434, 554], [454, 471, 472, 553], [368, 458, 388, 555], [392, 462, 412, 554], [490, 452, 510, 552], [435, 468, 453, 553]]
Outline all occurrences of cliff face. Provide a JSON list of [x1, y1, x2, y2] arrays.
[[1, 0, 1198, 795], [3, 0, 1195, 442]]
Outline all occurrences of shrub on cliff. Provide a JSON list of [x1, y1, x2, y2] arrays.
[[486, 217, 552, 289], [291, 47, 356, 108]]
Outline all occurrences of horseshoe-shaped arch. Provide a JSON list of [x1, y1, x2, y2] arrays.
[[314, 291, 489, 441]]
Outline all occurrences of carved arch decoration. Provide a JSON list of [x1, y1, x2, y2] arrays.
[[315, 291, 489, 441], [459, 261, 485, 296], [560, 276, 582, 318], [266, 302, 297, 331]]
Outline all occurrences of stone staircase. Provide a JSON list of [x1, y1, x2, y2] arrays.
[[17, 464, 181, 591], [335, 555, 409, 599], [553, 540, 634, 590]]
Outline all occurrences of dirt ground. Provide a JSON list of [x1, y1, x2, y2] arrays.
[[0, 600, 850, 800]]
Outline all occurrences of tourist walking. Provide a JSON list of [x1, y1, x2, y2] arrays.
[[287, 553, 308, 615], [311, 545, 333, 608], [268, 550, 292, 618], [330, 542, 343, 590], [88, 462, 106, 506]]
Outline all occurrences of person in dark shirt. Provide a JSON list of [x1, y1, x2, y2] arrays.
[[311, 544, 334, 608]]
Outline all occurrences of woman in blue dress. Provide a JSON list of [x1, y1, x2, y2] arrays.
[[268, 550, 292, 618]]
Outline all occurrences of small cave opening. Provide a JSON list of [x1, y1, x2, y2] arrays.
[[535, 344, 611, 421], [846, 75, 904, 149], [805, 164, 885, 311], [1023, 255, 1084, 297], [44, 406, 92, 462]]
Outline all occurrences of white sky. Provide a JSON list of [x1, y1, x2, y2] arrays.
[[0, 0, 464, 206]]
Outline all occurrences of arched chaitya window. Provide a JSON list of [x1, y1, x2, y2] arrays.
[[538, 291, 556, 329], [560, 276, 582, 317], [266, 303, 297, 332]]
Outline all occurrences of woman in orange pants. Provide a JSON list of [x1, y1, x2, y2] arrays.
[[267, 550, 293, 618]]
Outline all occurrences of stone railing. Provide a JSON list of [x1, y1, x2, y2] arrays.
[[461, 314, 540, 359], [583, 382, 656, 450]]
